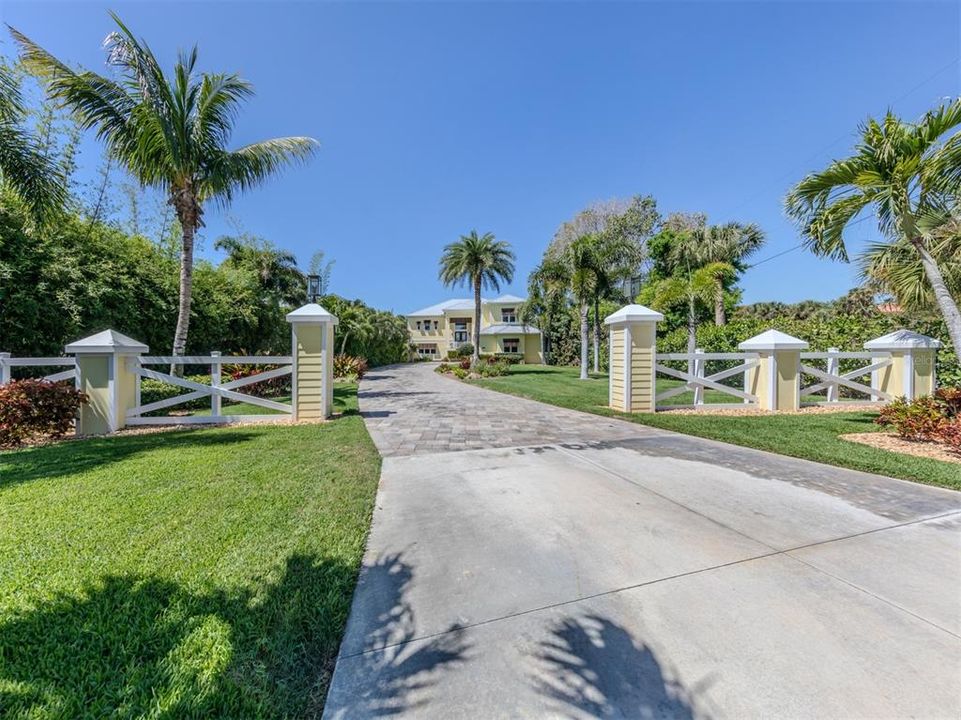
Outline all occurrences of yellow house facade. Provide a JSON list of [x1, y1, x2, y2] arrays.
[[407, 294, 544, 363]]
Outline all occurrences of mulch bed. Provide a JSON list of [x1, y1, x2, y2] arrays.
[[841, 432, 961, 465]]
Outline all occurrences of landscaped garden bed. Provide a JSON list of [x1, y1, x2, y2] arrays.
[[470, 364, 961, 490], [0, 384, 379, 718]]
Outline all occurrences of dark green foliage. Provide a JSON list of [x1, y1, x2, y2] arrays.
[[0, 379, 86, 447], [0, 196, 409, 366], [455, 343, 474, 358]]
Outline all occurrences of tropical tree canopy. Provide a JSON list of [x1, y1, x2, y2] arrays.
[[438, 230, 515, 364], [11, 14, 318, 359], [785, 99, 961, 355], [0, 63, 65, 221]]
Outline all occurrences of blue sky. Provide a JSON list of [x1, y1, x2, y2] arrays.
[[2, 1, 958, 314]]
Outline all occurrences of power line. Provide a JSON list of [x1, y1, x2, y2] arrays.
[[747, 214, 877, 268]]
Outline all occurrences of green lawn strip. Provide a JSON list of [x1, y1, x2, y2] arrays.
[[471, 365, 960, 490], [0, 384, 379, 718]]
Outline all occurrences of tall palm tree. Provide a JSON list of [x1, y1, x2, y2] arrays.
[[0, 64, 65, 221], [438, 230, 515, 365], [643, 262, 735, 356], [786, 100, 961, 356], [525, 257, 570, 364], [672, 222, 765, 325], [565, 235, 603, 380], [12, 15, 317, 361]]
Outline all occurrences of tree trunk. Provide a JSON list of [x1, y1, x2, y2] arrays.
[[579, 302, 589, 380], [473, 278, 481, 366], [592, 299, 601, 373], [171, 214, 196, 377], [340, 331, 349, 356], [687, 295, 697, 382], [714, 279, 726, 326], [912, 238, 961, 357]]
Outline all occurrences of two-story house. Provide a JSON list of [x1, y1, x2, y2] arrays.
[[407, 294, 544, 363]]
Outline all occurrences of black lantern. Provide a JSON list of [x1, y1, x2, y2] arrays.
[[306, 274, 321, 303]]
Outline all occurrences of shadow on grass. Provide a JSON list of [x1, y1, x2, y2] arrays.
[[533, 614, 706, 718], [0, 430, 259, 490], [0, 553, 452, 719], [324, 552, 472, 718]]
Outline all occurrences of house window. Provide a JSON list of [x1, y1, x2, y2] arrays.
[[453, 320, 469, 343], [501, 307, 517, 323], [433, 320, 439, 330], [417, 344, 437, 357], [415, 321, 422, 330], [503, 338, 519, 353]]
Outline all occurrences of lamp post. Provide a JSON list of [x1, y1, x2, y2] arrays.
[[307, 274, 321, 303]]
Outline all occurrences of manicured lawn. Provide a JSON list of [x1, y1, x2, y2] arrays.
[[472, 365, 960, 490], [0, 384, 379, 718]]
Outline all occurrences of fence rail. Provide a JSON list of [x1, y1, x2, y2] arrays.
[[654, 350, 759, 408], [798, 348, 892, 404], [127, 354, 293, 425], [0, 354, 77, 385]]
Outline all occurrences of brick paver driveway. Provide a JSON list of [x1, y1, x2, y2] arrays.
[[357, 362, 656, 456], [325, 362, 961, 719]]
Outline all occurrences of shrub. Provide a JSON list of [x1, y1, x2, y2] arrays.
[[140, 374, 211, 411], [935, 387, 961, 418], [876, 395, 948, 442], [458, 358, 471, 371], [333, 355, 369, 380], [455, 343, 474, 358], [476, 360, 511, 378], [223, 363, 290, 397], [493, 352, 524, 364], [0, 379, 87, 447], [935, 420, 961, 453], [451, 367, 469, 379], [435, 363, 453, 374]]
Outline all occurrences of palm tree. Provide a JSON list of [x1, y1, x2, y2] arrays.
[[565, 235, 603, 380], [643, 262, 735, 356], [12, 15, 317, 362], [0, 64, 65, 221], [785, 100, 961, 356], [525, 257, 570, 364], [672, 222, 765, 325], [336, 303, 376, 356], [215, 234, 304, 306], [438, 230, 515, 366]]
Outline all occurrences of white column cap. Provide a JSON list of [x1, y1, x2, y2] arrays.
[[603, 304, 664, 326], [738, 329, 808, 351], [286, 303, 339, 325], [864, 329, 941, 350], [65, 329, 148, 354]]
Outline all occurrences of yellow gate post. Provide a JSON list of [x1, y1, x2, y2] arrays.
[[286, 303, 339, 420], [864, 330, 941, 401], [604, 304, 663, 413], [65, 330, 148, 435], [739, 330, 808, 412]]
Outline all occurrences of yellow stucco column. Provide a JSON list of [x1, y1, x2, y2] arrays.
[[604, 304, 663, 413], [864, 330, 941, 401], [286, 303, 339, 421], [65, 329, 148, 435], [739, 330, 809, 412]]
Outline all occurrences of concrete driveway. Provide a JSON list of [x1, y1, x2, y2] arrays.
[[324, 363, 961, 719]]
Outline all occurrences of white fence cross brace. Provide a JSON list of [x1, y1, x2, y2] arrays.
[[655, 352, 760, 405], [126, 356, 293, 423], [799, 351, 893, 403]]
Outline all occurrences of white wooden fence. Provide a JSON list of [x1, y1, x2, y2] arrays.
[[126, 354, 293, 425], [654, 347, 896, 409], [799, 349, 893, 404], [655, 350, 760, 408], [0, 353, 77, 385]]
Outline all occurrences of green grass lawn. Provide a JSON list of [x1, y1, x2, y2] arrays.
[[471, 365, 960, 490], [0, 384, 379, 718]]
